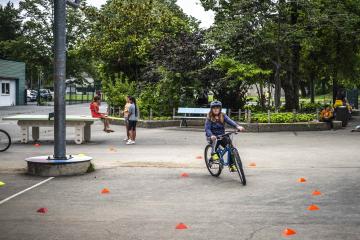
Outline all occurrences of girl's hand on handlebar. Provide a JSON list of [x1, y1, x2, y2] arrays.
[[211, 135, 217, 141], [237, 126, 245, 132]]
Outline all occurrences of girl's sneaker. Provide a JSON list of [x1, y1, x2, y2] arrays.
[[229, 164, 237, 172], [123, 138, 129, 141], [126, 140, 135, 145], [211, 153, 220, 162]]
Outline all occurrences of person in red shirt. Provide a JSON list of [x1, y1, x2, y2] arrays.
[[90, 96, 114, 133]]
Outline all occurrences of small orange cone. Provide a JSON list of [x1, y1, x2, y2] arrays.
[[307, 204, 320, 211], [176, 223, 188, 230], [298, 177, 306, 183], [180, 173, 189, 178], [37, 208, 48, 214], [196, 156, 203, 159], [101, 188, 110, 194], [34, 143, 41, 147], [248, 163, 256, 167], [282, 228, 296, 236], [312, 190, 321, 196]]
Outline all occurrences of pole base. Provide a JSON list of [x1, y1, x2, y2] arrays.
[[25, 155, 93, 177]]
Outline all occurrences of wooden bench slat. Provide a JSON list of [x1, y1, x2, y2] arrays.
[[177, 108, 227, 115], [3, 115, 96, 121]]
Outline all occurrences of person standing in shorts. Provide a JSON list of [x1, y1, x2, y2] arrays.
[[126, 96, 138, 145], [123, 96, 131, 141]]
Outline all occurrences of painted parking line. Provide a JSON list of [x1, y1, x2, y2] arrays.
[[0, 177, 54, 206]]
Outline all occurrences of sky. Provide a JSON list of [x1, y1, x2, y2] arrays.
[[0, 0, 214, 28]]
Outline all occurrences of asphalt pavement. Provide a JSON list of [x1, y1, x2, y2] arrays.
[[0, 103, 360, 239]]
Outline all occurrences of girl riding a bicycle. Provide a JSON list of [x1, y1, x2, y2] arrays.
[[205, 101, 245, 172]]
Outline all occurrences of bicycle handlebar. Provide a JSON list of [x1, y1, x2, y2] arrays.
[[217, 130, 240, 139]]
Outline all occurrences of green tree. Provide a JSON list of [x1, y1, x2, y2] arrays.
[[0, 2, 21, 43], [0, 0, 93, 88], [85, 0, 190, 81], [202, 56, 271, 109]]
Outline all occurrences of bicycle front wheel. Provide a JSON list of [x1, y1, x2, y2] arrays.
[[204, 144, 222, 177], [232, 148, 246, 185], [0, 129, 11, 152]]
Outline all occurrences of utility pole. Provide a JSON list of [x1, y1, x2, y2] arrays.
[[53, 0, 80, 159], [53, 0, 67, 159], [26, 0, 92, 177]]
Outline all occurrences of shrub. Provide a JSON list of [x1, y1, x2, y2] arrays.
[[102, 73, 136, 107], [300, 102, 323, 113], [138, 77, 180, 118], [252, 113, 316, 123]]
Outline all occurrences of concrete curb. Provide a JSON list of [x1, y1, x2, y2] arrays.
[[111, 118, 342, 132]]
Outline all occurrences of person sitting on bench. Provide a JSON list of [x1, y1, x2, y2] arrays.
[[90, 96, 114, 133], [320, 105, 334, 129]]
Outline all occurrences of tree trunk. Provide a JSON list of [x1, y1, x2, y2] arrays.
[[300, 81, 307, 98], [274, 0, 285, 110], [332, 31, 341, 103], [284, 1, 300, 111], [310, 71, 315, 103]]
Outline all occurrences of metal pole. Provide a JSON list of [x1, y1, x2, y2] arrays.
[[53, 0, 67, 159]]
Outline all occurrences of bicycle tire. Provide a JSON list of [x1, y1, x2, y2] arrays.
[[232, 148, 246, 185], [0, 129, 11, 152], [204, 144, 222, 177]]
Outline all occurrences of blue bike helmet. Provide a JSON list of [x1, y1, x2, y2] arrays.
[[210, 100, 222, 108]]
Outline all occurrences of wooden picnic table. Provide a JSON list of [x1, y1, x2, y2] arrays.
[[2, 115, 98, 144]]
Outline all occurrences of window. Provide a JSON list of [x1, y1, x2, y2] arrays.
[[1, 82, 10, 95]]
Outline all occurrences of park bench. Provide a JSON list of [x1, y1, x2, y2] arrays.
[[173, 107, 227, 127], [3, 115, 97, 144]]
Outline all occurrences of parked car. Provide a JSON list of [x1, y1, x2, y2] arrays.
[[39, 89, 53, 101], [26, 89, 37, 102]]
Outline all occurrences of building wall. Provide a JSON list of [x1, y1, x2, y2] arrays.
[[0, 59, 26, 105]]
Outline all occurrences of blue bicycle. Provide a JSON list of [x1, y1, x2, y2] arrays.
[[204, 131, 246, 185]]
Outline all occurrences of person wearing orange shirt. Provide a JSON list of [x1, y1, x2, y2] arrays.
[[320, 105, 334, 129]]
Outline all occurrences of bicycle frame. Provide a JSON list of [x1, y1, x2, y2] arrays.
[[213, 139, 235, 167]]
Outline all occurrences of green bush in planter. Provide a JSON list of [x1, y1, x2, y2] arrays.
[[301, 102, 323, 113], [252, 113, 316, 123]]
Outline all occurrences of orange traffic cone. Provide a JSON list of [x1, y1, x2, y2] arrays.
[[248, 163, 256, 167], [101, 188, 110, 194], [298, 177, 306, 183], [180, 173, 189, 178], [282, 228, 296, 236], [37, 208, 48, 214], [307, 204, 320, 211], [312, 190, 321, 196], [176, 223, 188, 230]]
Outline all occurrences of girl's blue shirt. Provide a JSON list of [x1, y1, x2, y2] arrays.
[[205, 114, 238, 137]]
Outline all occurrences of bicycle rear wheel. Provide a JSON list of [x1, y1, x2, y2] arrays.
[[232, 148, 246, 185], [204, 144, 222, 177], [0, 129, 11, 152]]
